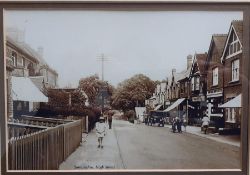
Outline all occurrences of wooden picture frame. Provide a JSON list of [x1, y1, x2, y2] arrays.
[[0, 1, 249, 175]]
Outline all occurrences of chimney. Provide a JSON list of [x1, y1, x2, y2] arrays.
[[172, 68, 176, 76], [37, 47, 44, 57], [187, 54, 193, 69]]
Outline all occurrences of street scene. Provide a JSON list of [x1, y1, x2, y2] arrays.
[[60, 118, 240, 170], [4, 10, 243, 170]]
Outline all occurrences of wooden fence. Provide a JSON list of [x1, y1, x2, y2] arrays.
[[8, 119, 82, 170]]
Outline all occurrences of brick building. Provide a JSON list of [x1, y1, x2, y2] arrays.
[[188, 53, 207, 124], [220, 20, 243, 129], [177, 55, 192, 123], [205, 34, 227, 129]]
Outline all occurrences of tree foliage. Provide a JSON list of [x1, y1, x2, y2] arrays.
[[111, 74, 156, 112], [78, 74, 114, 105], [47, 88, 86, 107]]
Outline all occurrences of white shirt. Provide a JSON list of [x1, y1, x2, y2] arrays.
[[202, 116, 210, 126], [96, 122, 106, 137]]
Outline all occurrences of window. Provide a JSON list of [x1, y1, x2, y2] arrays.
[[212, 67, 218, 86], [232, 59, 239, 81], [185, 82, 187, 93], [191, 77, 194, 91], [11, 51, 17, 67], [227, 31, 241, 57], [195, 77, 200, 90], [227, 108, 236, 123], [21, 57, 25, 67]]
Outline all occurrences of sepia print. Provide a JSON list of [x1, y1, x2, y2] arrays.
[[2, 7, 247, 173]]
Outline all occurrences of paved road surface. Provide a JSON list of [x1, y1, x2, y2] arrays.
[[114, 120, 240, 169], [60, 119, 240, 170]]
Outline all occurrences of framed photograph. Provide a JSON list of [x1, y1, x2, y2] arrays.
[[0, 1, 249, 175]]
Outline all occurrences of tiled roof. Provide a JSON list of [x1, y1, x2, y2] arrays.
[[212, 34, 227, 56], [195, 53, 207, 75], [6, 34, 58, 75], [30, 76, 47, 95], [6, 36, 39, 64], [176, 66, 191, 82]]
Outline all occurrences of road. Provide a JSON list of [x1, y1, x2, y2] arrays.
[[114, 120, 240, 169], [60, 119, 240, 170]]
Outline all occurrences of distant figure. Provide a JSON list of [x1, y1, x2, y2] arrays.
[[172, 118, 176, 133], [104, 114, 108, 123], [137, 115, 140, 124], [95, 117, 106, 148], [176, 117, 182, 133], [202, 115, 210, 134], [108, 112, 113, 129]]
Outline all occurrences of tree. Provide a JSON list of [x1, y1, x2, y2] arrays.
[[111, 74, 156, 112], [78, 74, 115, 106], [47, 88, 87, 107]]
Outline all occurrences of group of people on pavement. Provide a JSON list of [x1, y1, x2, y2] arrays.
[[95, 111, 113, 148], [171, 112, 210, 134], [171, 117, 187, 133]]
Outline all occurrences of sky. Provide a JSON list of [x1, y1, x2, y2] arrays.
[[4, 10, 243, 88]]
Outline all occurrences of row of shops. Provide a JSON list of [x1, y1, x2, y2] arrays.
[[146, 20, 242, 131]]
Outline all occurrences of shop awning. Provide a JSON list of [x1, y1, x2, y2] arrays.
[[164, 98, 185, 112], [12, 76, 48, 102], [154, 104, 162, 110], [219, 94, 241, 108]]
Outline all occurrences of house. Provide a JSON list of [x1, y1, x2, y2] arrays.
[[205, 34, 227, 129], [154, 82, 167, 110], [5, 28, 58, 118], [6, 28, 58, 90], [165, 68, 180, 104], [188, 53, 208, 124], [179, 55, 192, 99], [145, 95, 157, 110], [220, 20, 243, 129], [176, 55, 192, 123], [164, 56, 192, 120]]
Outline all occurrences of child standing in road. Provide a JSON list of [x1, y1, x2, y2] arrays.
[[95, 117, 106, 148]]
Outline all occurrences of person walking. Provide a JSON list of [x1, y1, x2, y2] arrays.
[[202, 114, 210, 134], [108, 112, 113, 129], [172, 118, 176, 133], [95, 117, 106, 148], [176, 117, 182, 133]]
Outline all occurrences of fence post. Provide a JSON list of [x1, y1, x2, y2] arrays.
[[86, 115, 88, 133]]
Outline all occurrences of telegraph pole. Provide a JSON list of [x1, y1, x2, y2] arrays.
[[97, 54, 110, 114]]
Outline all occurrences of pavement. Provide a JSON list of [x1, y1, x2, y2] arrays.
[[164, 124, 240, 147], [59, 122, 124, 170]]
